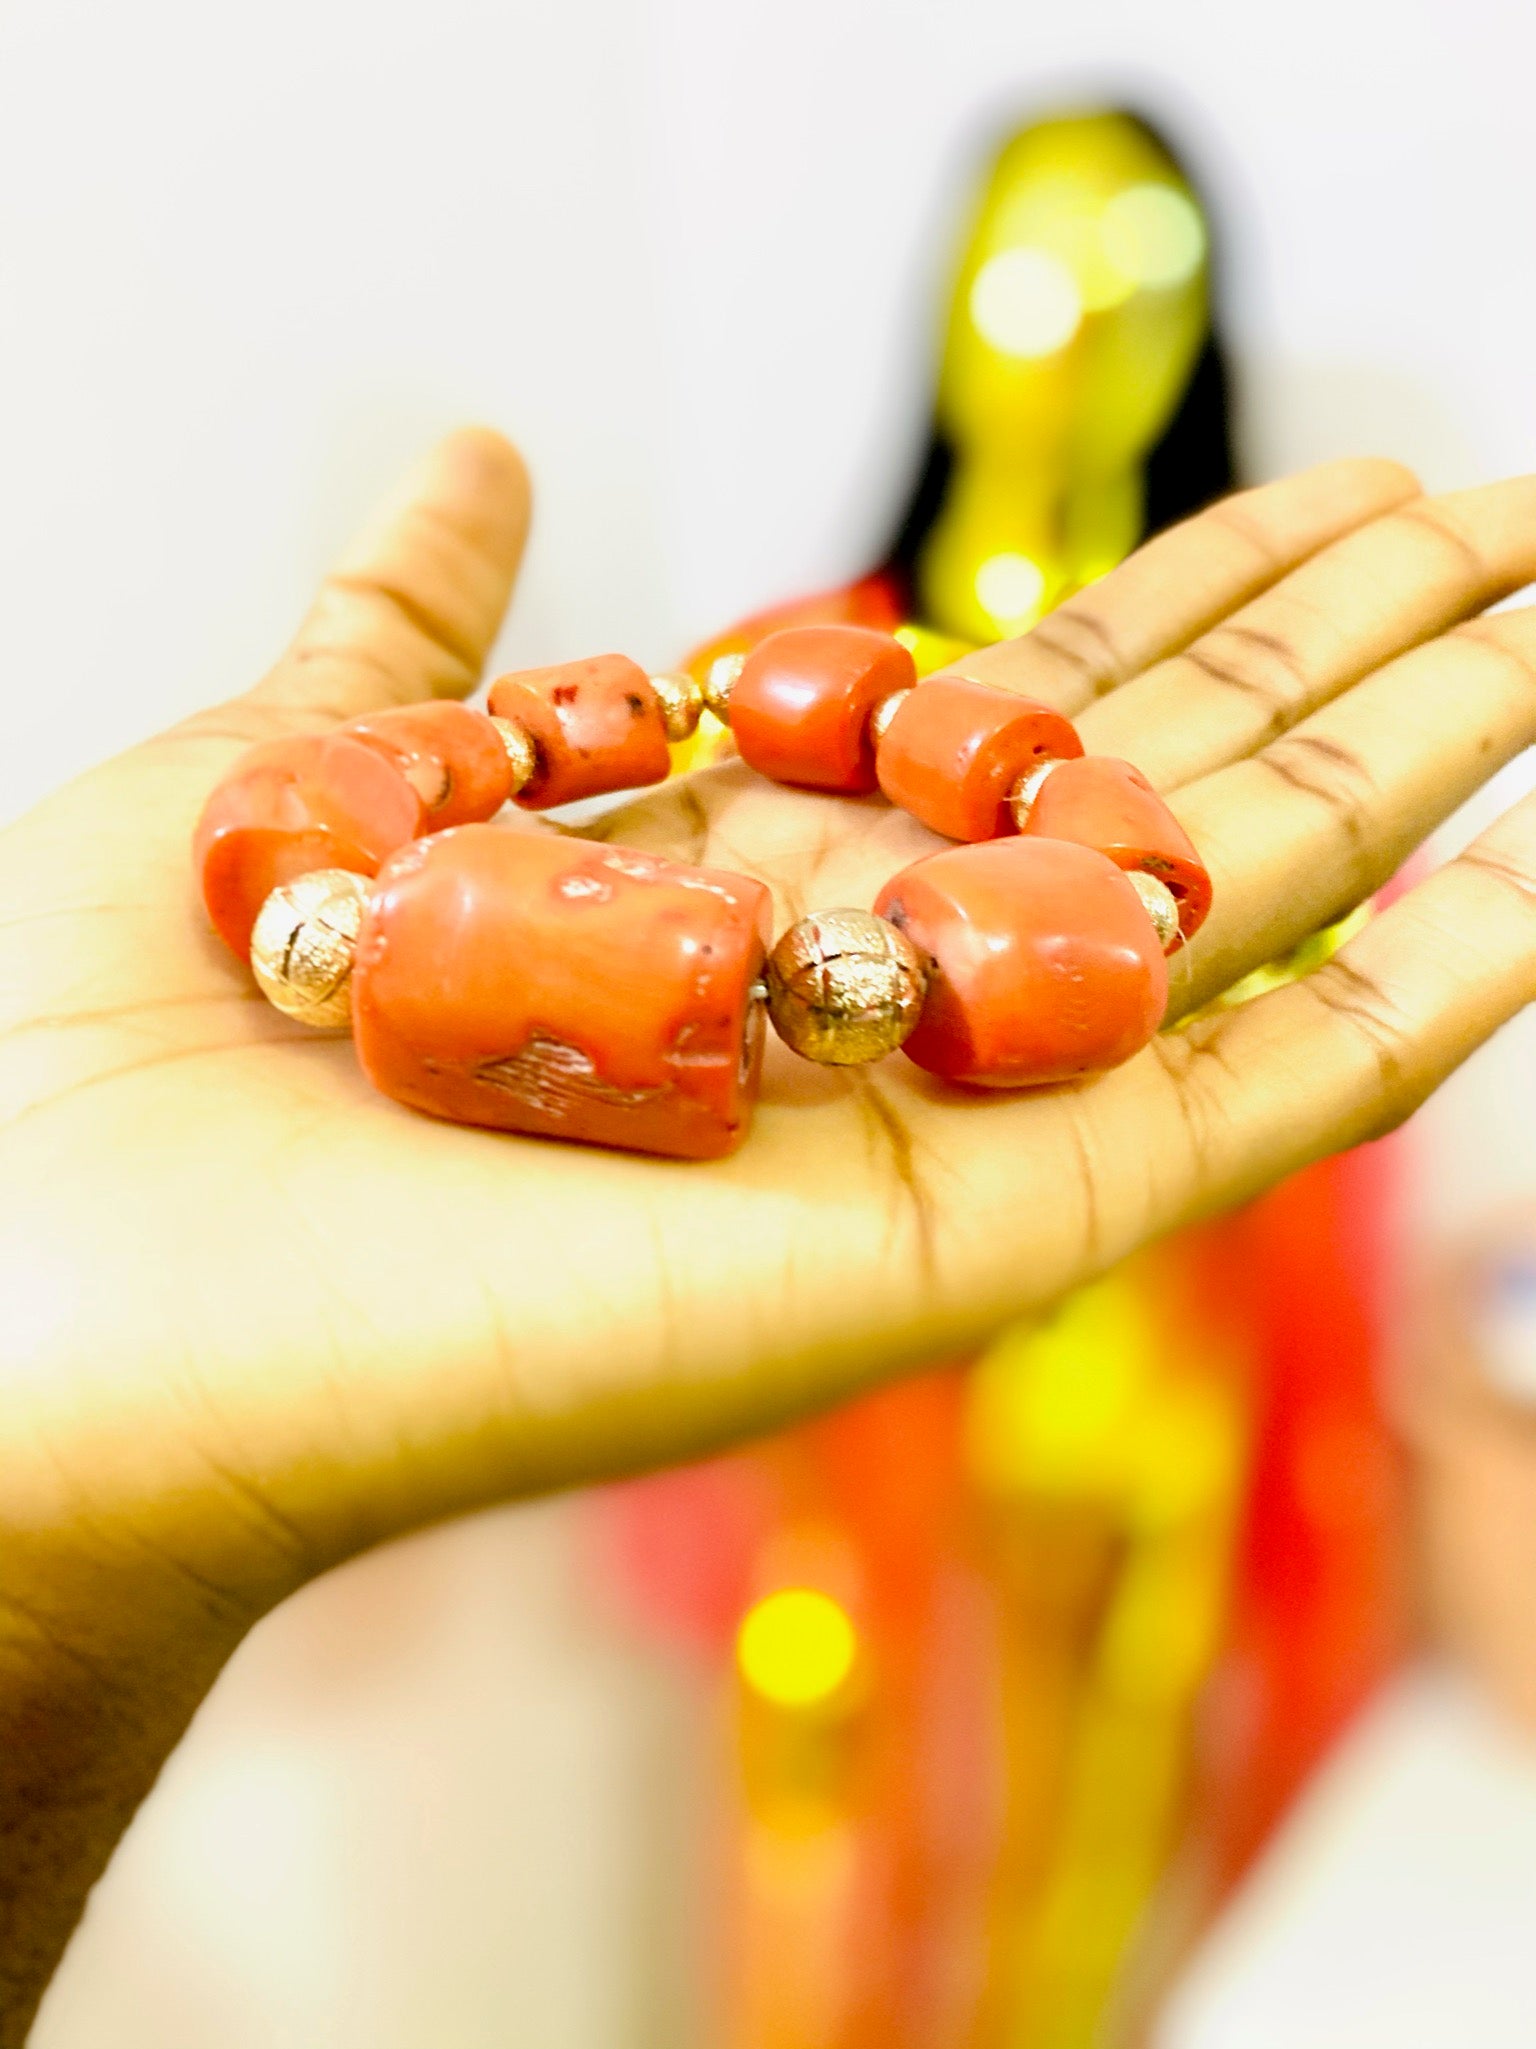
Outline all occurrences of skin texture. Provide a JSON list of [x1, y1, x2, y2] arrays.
[[7, 431, 1536, 2039]]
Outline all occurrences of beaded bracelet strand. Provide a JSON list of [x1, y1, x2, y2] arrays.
[[193, 624, 1211, 1160]]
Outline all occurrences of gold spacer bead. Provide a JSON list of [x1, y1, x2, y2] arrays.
[[490, 714, 539, 795], [249, 868, 370, 1029], [1127, 869, 1183, 953], [648, 670, 705, 743], [764, 908, 929, 1066], [1006, 756, 1065, 831], [700, 651, 746, 725], [868, 686, 912, 749]]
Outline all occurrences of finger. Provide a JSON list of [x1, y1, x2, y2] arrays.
[[1079, 477, 1536, 790], [597, 501, 1529, 968], [1166, 610, 1536, 1017], [603, 597, 1536, 955], [948, 458, 1419, 713], [243, 426, 531, 723], [1151, 787, 1536, 1226]]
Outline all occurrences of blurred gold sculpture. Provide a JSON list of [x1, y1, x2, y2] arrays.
[[919, 112, 1210, 642]]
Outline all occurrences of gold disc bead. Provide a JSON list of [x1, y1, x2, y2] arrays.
[[764, 908, 930, 1065], [648, 670, 705, 743], [249, 867, 371, 1028], [1127, 869, 1183, 953], [700, 651, 746, 725], [1006, 756, 1065, 831], [868, 686, 912, 749], [489, 714, 539, 796]]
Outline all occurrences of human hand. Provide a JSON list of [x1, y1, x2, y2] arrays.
[[7, 430, 1536, 2038]]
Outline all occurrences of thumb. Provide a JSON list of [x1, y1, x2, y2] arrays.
[[242, 425, 531, 726]]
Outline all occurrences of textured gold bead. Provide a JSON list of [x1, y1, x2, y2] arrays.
[[648, 670, 705, 743], [1006, 756, 1065, 831], [1127, 869, 1182, 952], [490, 714, 539, 795], [868, 687, 912, 749], [701, 651, 746, 724], [764, 909, 929, 1065], [250, 868, 370, 1028]]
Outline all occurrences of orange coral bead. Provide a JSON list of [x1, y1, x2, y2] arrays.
[[681, 572, 906, 692], [193, 733, 424, 962], [729, 625, 916, 794], [345, 701, 513, 826], [1021, 755, 1212, 942], [875, 673, 1083, 841], [352, 825, 772, 1160], [873, 837, 1169, 1087], [487, 654, 671, 810]]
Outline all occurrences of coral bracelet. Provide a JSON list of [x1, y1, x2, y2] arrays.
[[193, 625, 1211, 1161]]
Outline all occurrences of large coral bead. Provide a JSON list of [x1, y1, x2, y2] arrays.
[[873, 837, 1169, 1087], [1019, 755, 1212, 943], [729, 625, 916, 794], [875, 672, 1083, 841], [352, 825, 772, 1160], [487, 654, 671, 810], [193, 733, 424, 961]]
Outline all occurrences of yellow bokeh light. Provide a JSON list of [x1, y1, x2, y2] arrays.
[[969, 247, 1082, 359], [965, 1275, 1157, 1501], [737, 1588, 858, 1709], [974, 550, 1046, 629], [1204, 901, 1371, 1013], [1099, 183, 1205, 292]]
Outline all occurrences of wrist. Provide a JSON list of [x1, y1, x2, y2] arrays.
[[0, 1519, 267, 2045]]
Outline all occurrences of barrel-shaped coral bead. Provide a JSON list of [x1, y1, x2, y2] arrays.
[[873, 837, 1169, 1087], [1020, 755, 1212, 942], [729, 625, 917, 794], [487, 655, 671, 810], [875, 673, 1083, 841], [352, 825, 772, 1160], [345, 701, 513, 827], [193, 733, 424, 962]]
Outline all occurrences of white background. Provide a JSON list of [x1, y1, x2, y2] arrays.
[[7, 0, 1536, 2043], [5, 0, 1536, 829]]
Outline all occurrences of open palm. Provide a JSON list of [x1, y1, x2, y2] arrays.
[[6, 429, 1536, 2040]]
